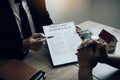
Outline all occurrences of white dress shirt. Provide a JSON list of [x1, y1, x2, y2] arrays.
[[9, 0, 36, 38]]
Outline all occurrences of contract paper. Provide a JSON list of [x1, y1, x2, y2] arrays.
[[43, 22, 82, 66]]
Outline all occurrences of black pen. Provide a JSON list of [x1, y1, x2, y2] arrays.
[[36, 36, 54, 41], [47, 36, 54, 39]]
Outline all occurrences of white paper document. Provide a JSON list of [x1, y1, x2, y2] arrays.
[[43, 22, 82, 66]]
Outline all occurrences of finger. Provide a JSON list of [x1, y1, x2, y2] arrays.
[[37, 38, 46, 42], [40, 38, 46, 42], [77, 39, 89, 51], [81, 39, 90, 46], [86, 39, 97, 47], [78, 39, 97, 50], [94, 46, 101, 58], [77, 39, 97, 53], [78, 39, 91, 50], [99, 43, 106, 55], [97, 41, 106, 49], [31, 33, 41, 38], [39, 33, 46, 38], [76, 48, 85, 55], [33, 33, 46, 38]]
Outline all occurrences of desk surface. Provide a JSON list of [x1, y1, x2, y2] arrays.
[[24, 21, 120, 80], [0, 21, 119, 80]]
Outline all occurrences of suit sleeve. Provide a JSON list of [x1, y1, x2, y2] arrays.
[[28, 0, 53, 24]]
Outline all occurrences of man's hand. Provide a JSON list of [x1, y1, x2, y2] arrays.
[[77, 39, 107, 68], [23, 33, 46, 51], [77, 39, 100, 69]]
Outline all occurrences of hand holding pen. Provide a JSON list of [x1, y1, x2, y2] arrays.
[[23, 33, 46, 51]]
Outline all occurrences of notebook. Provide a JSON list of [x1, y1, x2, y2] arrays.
[[0, 59, 46, 80]]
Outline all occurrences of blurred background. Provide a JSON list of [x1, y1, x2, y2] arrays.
[[32, 0, 120, 29]]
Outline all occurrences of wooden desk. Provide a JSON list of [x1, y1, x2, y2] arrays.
[[0, 21, 119, 80], [24, 47, 78, 80], [23, 21, 120, 80]]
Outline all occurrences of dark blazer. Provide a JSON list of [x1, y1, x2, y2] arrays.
[[0, 0, 53, 59]]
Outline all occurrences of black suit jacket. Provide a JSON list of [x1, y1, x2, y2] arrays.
[[0, 0, 53, 59]]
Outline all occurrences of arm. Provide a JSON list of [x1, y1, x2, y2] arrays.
[[96, 41, 120, 69], [77, 39, 100, 80], [101, 54, 120, 69], [78, 67, 93, 80], [28, 0, 53, 25]]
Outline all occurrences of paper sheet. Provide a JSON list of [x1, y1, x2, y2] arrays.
[[43, 22, 82, 66]]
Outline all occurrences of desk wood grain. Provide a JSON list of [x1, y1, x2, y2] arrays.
[[24, 48, 78, 80]]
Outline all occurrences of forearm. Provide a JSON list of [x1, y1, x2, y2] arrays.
[[78, 67, 93, 80], [104, 54, 120, 69]]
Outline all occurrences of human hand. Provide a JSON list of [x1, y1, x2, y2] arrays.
[[97, 41, 108, 63], [84, 39, 108, 63], [77, 39, 108, 80], [76, 39, 101, 69], [76, 26, 82, 37], [23, 33, 46, 51]]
